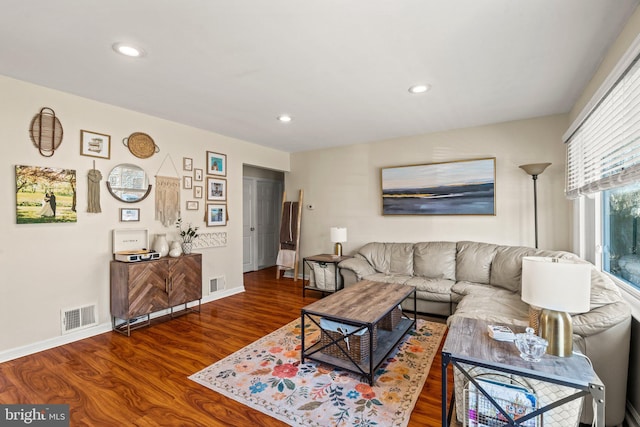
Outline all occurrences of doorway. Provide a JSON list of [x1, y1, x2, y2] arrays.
[[243, 166, 284, 273]]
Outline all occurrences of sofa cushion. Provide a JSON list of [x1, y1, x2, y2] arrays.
[[456, 241, 498, 284], [413, 241, 456, 280], [357, 242, 414, 275], [449, 293, 529, 327], [489, 245, 537, 292], [451, 280, 517, 300], [362, 273, 413, 285], [405, 276, 455, 302]]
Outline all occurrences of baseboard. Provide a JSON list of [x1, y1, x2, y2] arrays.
[[626, 401, 640, 427], [0, 322, 113, 363], [0, 286, 245, 364]]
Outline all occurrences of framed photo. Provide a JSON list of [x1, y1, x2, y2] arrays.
[[186, 201, 199, 211], [120, 208, 140, 222], [183, 157, 193, 171], [80, 130, 110, 159], [206, 203, 227, 226], [207, 177, 226, 201], [15, 165, 77, 224], [194, 185, 203, 199], [206, 151, 226, 176], [194, 168, 203, 181], [183, 176, 193, 189], [381, 157, 496, 215]]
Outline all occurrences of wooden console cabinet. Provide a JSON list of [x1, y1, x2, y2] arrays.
[[110, 253, 202, 335]]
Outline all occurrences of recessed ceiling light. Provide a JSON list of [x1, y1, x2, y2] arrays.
[[408, 84, 431, 94], [277, 115, 292, 123], [112, 42, 146, 58]]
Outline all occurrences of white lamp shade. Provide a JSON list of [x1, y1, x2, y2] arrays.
[[330, 227, 347, 243], [521, 256, 591, 313]]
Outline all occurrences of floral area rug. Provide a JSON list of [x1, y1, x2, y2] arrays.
[[189, 318, 447, 427]]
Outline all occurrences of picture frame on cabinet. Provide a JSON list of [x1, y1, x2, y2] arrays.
[[120, 208, 140, 222], [206, 177, 226, 201], [194, 185, 203, 199], [206, 151, 226, 176], [206, 203, 227, 226], [186, 201, 199, 211], [80, 130, 111, 159], [194, 168, 203, 181], [183, 176, 193, 189], [183, 157, 193, 171]]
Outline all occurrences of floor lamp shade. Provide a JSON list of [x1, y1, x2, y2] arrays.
[[330, 227, 347, 256], [521, 256, 591, 357]]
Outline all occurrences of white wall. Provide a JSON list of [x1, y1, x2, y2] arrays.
[[0, 75, 289, 356], [286, 114, 571, 260]]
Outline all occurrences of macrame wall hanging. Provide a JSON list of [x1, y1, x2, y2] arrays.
[[155, 154, 181, 227], [87, 161, 102, 213]]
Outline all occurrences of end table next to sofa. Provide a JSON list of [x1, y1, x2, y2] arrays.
[[441, 316, 605, 427], [302, 254, 351, 297]]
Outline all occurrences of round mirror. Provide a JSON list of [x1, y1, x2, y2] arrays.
[[106, 163, 152, 203]]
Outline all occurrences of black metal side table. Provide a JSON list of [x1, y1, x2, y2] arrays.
[[302, 254, 351, 297]]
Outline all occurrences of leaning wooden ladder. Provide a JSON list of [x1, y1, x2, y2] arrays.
[[276, 189, 303, 281]]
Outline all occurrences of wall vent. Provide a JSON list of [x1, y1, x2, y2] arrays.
[[209, 276, 225, 294], [61, 304, 98, 334]]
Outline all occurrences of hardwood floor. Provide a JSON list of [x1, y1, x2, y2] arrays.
[[0, 266, 453, 426]]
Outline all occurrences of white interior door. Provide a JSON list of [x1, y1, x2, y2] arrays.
[[257, 180, 282, 268], [242, 178, 257, 272]]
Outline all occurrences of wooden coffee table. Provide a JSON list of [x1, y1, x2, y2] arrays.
[[300, 280, 416, 385]]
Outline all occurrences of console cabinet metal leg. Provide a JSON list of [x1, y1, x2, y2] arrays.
[[110, 253, 202, 336]]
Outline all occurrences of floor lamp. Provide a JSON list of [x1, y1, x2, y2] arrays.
[[519, 163, 551, 249]]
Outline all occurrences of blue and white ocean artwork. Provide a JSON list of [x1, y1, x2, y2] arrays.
[[382, 158, 495, 215]]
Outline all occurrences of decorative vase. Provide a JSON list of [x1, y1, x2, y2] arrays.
[[182, 242, 193, 255], [153, 234, 169, 257]]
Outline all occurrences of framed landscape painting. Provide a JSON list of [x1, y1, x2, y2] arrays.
[[381, 157, 496, 215]]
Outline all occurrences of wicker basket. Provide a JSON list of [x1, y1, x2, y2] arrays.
[[124, 132, 158, 158], [320, 325, 378, 363], [379, 306, 402, 331]]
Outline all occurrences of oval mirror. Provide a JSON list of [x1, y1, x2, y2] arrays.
[[106, 163, 152, 203]]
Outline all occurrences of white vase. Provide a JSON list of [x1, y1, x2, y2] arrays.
[[153, 234, 169, 257], [169, 241, 182, 257]]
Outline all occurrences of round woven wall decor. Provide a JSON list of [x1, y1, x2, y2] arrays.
[[29, 107, 63, 157], [123, 132, 159, 159]]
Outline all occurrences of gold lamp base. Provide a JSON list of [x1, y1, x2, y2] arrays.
[[334, 242, 342, 257], [539, 309, 573, 357]]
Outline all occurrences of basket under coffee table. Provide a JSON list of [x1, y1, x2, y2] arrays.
[[301, 280, 416, 385]]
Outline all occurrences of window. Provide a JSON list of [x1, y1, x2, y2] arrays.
[[565, 35, 640, 293], [603, 182, 640, 289]]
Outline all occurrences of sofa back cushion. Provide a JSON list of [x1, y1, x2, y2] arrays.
[[456, 241, 498, 284], [357, 242, 414, 275], [489, 245, 537, 292], [414, 242, 457, 280]]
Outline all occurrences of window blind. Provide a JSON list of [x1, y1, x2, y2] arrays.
[[565, 53, 640, 199]]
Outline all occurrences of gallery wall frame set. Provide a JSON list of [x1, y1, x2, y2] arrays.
[[80, 130, 110, 159], [206, 177, 226, 201], [206, 203, 227, 226], [120, 208, 140, 222], [207, 151, 226, 176], [381, 157, 496, 216]]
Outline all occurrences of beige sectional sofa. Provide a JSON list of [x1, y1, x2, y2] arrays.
[[338, 241, 631, 426]]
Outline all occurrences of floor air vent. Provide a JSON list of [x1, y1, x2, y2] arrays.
[[209, 276, 225, 294], [61, 304, 98, 334]]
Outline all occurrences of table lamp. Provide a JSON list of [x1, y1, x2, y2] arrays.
[[521, 256, 591, 357], [330, 227, 347, 257]]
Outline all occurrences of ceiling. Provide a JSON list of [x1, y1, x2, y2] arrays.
[[0, 1, 637, 153]]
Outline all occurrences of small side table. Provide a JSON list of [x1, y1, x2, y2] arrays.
[[302, 254, 351, 297], [441, 316, 605, 427]]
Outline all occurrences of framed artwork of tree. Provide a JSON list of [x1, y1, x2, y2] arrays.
[[15, 165, 77, 223]]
